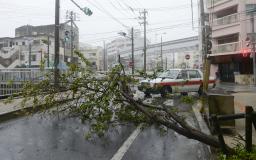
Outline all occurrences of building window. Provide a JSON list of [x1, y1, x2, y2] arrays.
[[20, 55, 25, 61], [22, 42, 25, 45], [188, 70, 201, 79], [16, 42, 18, 45], [31, 55, 36, 61], [246, 4, 256, 14]]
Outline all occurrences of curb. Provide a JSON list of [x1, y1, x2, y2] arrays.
[[192, 101, 212, 154]]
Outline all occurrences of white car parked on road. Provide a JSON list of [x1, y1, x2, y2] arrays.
[[138, 69, 216, 97]]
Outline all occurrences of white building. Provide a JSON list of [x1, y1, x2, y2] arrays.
[[106, 29, 147, 70], [0, 34, 66, 69], [79, 43, 104, 71], [107, 36, 201, 72]]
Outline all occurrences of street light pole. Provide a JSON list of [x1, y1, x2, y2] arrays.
[[131, 27, 134, 75], [47, 35, 50, 68], [54, 0, 60, 86], [118, 28, 135, 75], [161, 36, 163, 70], [29, 43, 32, 68], [250, 13, 256, 85]]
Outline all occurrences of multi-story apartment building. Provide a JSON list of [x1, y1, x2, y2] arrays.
[[0, 23, 79, 68], [207, 0, 256, 84], [106, 34, 145, 70], [79, 43, 104, 71], [0, 34, 66, 68]]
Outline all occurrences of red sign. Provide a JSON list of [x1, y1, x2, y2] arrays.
[[240, 48, 251, 57], [185, 54, 190, 60], [128, 61, 134, 68]]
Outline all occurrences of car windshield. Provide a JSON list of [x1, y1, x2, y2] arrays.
[[158, 70, 180, 79]]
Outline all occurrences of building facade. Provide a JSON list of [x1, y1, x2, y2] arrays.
[[207, 0, 256, 84], [0, 34, 66, 68], [79, 43, 104, 71], [0, 23, 79, 69], [107, 36, 201, 73], [106, 32, 145, 70]]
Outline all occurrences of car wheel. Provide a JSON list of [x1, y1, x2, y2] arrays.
[[181, 92, 188, 96], [161, 86, 171, 98], [198, 86, 203, 96], [144, 92, 152, 98]]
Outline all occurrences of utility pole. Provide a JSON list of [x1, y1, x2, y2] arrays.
[[28, 43, 32, 68], [66, 10, 79, 64], [250, 12, 256, 85], [63, 40, 66, 62], [200, 0, 211, 112], [103, 41, 107, 71], [140, 9, 148, 74], [173, 53, 175, 68], [165, 57, 168, 70], [70, 11, 74, 63], [47, 35, 50, 68], [131, 27, 135, 75], [54, 0, 60, 86], [160, 36, 163, 70]]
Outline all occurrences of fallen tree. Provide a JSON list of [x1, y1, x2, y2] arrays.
[[15, 52, 231, 153]]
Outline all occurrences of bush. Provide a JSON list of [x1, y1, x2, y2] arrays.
[[219, 145, 256, 160]]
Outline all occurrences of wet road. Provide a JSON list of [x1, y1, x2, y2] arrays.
[[0, 94, 210, 160], [0, 114, 134, 160]]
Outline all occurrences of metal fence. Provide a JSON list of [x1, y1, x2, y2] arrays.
[[0, 68, 52, 97]]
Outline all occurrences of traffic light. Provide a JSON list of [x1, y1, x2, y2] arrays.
[[64, 31, 70, 42], [240, 48, 251, 57], [205, 25, 212, 54], [206, 34, 212, 54], [83, 7, 93, 16]]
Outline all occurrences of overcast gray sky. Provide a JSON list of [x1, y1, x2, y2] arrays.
[[0, 0, 199, 46]]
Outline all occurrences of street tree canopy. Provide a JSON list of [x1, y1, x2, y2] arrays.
[[16, 51, 227, 152]]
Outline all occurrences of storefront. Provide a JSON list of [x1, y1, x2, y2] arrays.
[[210, 54, 253, 84]]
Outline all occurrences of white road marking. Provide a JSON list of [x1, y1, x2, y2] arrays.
[[110, 124, 142, 160]]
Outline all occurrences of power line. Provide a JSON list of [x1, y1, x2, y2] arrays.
[[117, 0, 140, 17], [120, 3, 198, 11], [84, 0, 129, 28], [108, 0, 133, 20]]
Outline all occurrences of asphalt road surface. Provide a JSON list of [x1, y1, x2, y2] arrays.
[[0, 94, 211, 160]]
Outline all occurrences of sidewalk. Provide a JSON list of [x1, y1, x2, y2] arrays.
[[0, 98, 27, 116], [213, 83, 256, 146], [213, 82, 256, 93]]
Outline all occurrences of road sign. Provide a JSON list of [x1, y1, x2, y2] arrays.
[[185, 54, 190, 60], [128, 61, 134, 68]]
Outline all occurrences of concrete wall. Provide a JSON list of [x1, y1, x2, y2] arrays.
[[233, 93, 256, 144]]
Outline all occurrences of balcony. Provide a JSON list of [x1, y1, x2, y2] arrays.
[[212, 42, 240, 54], [207, 0, 238, 10], [208, 0, 224, 6], [213, 13, 239, 26]]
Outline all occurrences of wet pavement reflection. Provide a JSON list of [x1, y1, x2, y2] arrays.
[[0, 113, 133, 160]]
